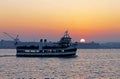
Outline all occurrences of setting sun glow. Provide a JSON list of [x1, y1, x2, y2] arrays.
[[80, 39, 86, 43]]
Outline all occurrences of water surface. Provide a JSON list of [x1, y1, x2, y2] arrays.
[[0, 49, 120, 79]]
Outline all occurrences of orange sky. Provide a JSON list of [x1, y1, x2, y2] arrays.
[[0, 0, 120, 42]]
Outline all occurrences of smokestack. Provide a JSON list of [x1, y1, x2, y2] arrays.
[[44, 39, 47, 43], [40, 39, 43, 43]]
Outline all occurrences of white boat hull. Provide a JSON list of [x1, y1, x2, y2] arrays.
[[16, 51, 76, 57]]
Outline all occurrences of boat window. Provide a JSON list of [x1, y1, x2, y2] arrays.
[[17, 50, 24, 53], [52, 50, 56, 53], [36, 50, 39, 52], [31, 50, 35, 52], [25, 50, 30, 52], [49, 50, 51, 52]]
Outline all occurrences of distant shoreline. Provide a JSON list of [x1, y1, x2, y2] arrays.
[[0, 48, 120, 49]]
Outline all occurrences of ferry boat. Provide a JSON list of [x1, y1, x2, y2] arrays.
[[16, 31, 77, 57]]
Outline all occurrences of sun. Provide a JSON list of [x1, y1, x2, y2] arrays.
[[80, 38, 86, 43]]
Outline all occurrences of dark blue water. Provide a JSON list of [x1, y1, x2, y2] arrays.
[[0, 49, 120, 79]]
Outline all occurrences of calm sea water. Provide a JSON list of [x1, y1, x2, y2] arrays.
[[0, 49, 120, 79]]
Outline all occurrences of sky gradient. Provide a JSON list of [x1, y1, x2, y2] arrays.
[[0, 0, 120, 42]]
